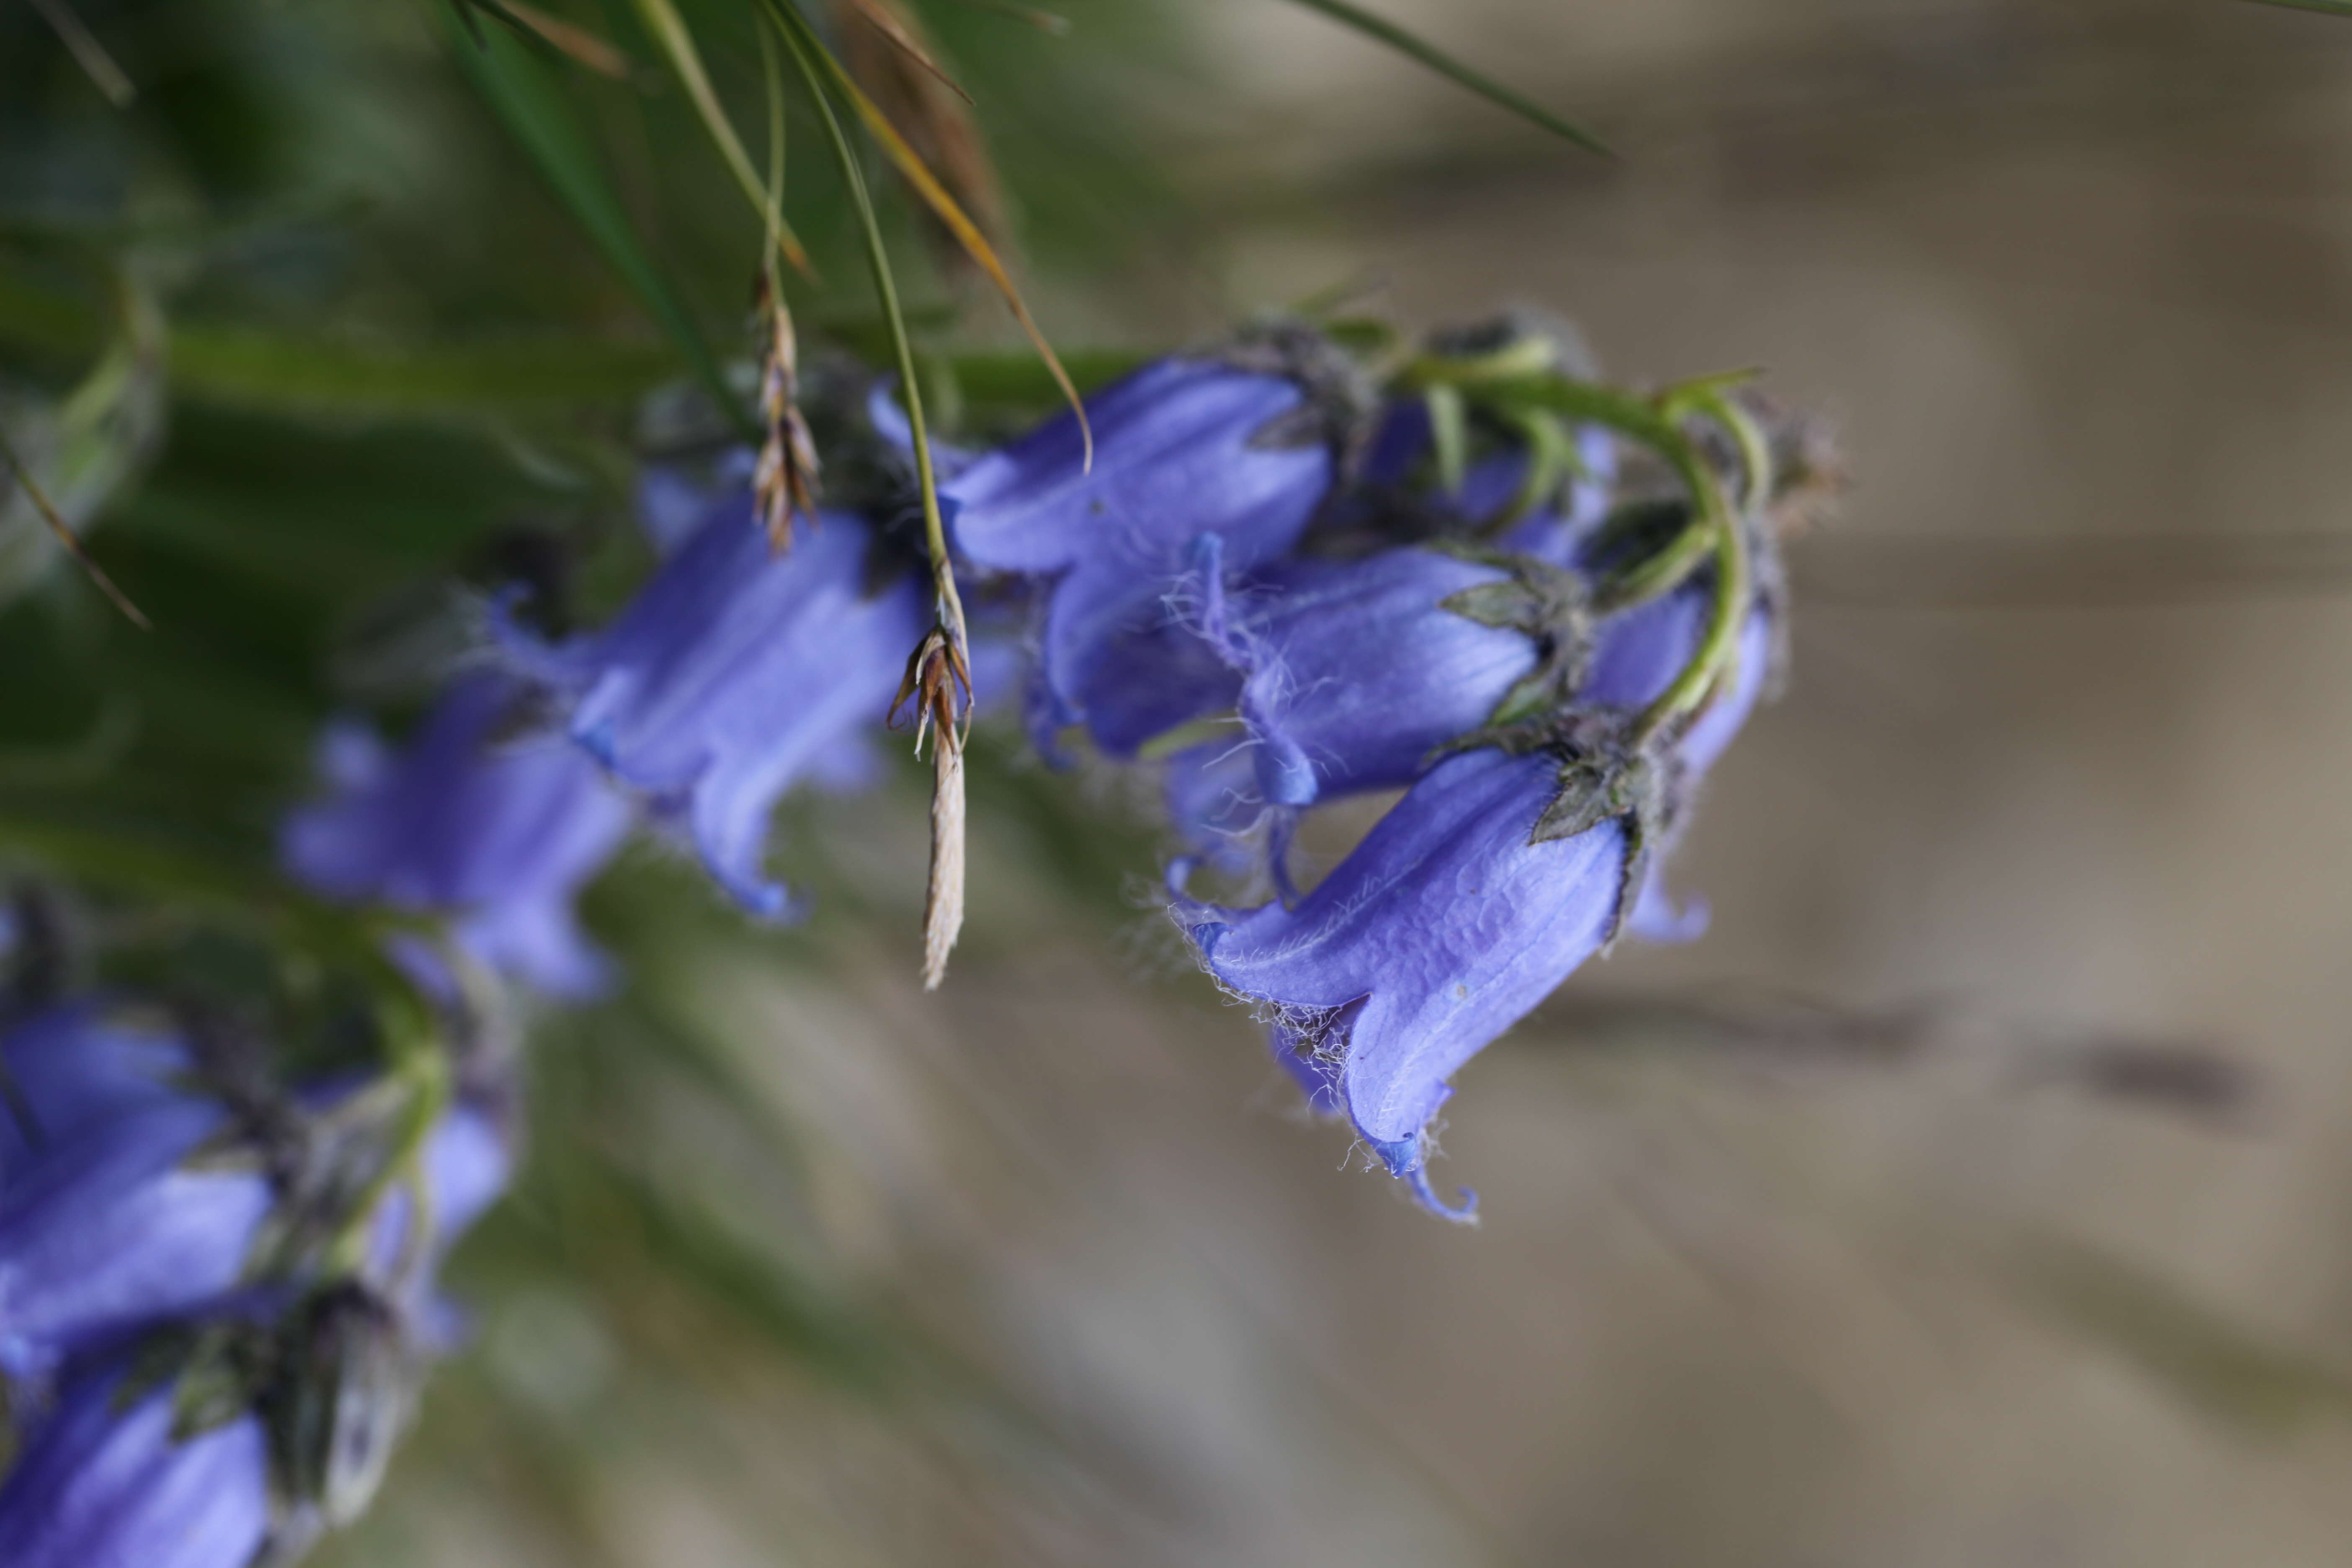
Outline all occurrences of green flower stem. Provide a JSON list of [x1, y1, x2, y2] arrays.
[[325, 1039, 451, 1281], [1627, 454, 1747, 746], [1411, 363, 1757, 745], [1591, 513, 1714, 614]]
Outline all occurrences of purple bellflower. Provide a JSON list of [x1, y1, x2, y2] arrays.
[[282, 672, 634, 1000], [1179, 747, 1625, 1220], [1176, 576, 1777, 1219], [942, 356, 1335, 758], [501, 501, 924, 920], [0, 1355, 272, 1568]]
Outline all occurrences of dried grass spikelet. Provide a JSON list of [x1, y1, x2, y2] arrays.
[[751, 275, 820, 552], [830, 0, 1006, 274], [890, 621, 972, 989]]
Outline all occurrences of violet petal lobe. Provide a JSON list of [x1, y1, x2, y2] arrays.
[[0, 1003, 191, 1177], [0, 1357, 271, 1568], [0, 1098, 271, 1379]]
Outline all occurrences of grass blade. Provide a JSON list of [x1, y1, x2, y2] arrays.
[[444, 3, 754, 435], [837, 0, 974, 104], [768, 0, 1090, 464], [1278, 0, 1607, 156], [2245, 0, 2352, 15], [628, 0, 811, 271], [475, 0, 635, 79]]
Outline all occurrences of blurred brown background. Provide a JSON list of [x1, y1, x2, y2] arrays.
[[344, 2, 2352, 1563]]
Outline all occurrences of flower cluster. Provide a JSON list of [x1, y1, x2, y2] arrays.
[[939, 319, 1790, 1219], [0, 998, 509, 1565], [279, 316, 1789, 1230]]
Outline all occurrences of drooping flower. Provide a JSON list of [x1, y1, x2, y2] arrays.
[[1179, 747, 1627, 1220], [943, 354, 1339, 758], [500, 500, 925, 920], [0, 1354, 273, 1568], [282, 671, 634, 999], [1177, 572, 1778, 1217]]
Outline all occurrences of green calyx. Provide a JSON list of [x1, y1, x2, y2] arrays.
[[1432, 545, 1595, 727]]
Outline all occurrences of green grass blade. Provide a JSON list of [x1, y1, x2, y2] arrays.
[[2245, 0, 2352, 15], [442, 4, 753, 434], [768, 0, 1091, 463], [1277, 0, 1607, 155], [628, 0, 810, 271]]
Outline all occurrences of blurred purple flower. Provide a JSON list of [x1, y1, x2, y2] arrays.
[[0, 1004, 509, 1380], [637, 448, 756, 557], [0, 1355, 272, 1568], [501, 503, 923, 920], [0, 1001, 187, 1176], [283, 672, 634, 999], [943, 357, 1334, 758]]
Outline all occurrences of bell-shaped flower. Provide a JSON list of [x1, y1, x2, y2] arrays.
[[501, 502, 924, 919], [0, 1355, 272, 1568], [1161, 539, 1581, 863], [283, 673, 635, 999], [1179, 747, 1626, 1220], [943, 356, 1335, 757], [1179, 571, 1778, 1217]]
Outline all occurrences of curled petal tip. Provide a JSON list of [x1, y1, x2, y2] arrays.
[[1407, 1168, 1480, 1224]]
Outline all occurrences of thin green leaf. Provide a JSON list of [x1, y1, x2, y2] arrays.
[[766, 0, 1091, 464], [2245, 0, 2352, 15], [1278, 0, 1607, 155], [442, 6, 753, 435], [627, 0, 810, 272]]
